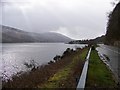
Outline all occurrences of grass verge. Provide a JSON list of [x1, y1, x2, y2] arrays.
[[86, 49, 117, 88], [80, 47, 88, 61], [38, 48, 89, 88]]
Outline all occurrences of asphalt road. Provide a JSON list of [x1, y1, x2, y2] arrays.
[[96, 44, 120, 83]]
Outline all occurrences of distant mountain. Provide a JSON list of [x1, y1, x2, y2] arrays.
[[69, 35, 105, 44], [1, 25, 72, 43], [105, 2, 120, 47]]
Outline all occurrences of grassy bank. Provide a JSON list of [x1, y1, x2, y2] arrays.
[[38, 48, 88, 88], [2, 47, 88, 88], [86, 49, 117, 88]]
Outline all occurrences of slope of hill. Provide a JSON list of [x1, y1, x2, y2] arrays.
[[105, 2, 120, 47], [1, 25, 72, 43], [69, 35, 105, 44]]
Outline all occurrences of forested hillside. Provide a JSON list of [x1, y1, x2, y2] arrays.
[[69, 35, 105, 44], [105, 2, 120, 47]]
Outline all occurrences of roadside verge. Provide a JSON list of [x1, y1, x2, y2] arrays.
[[85, 48, 117, 89]]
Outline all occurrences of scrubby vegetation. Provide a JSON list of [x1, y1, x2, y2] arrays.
[[2, 47, 88, 89], [39, 48, 88, 88]]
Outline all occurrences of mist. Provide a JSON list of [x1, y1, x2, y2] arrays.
[[1, 0, 113, 39]]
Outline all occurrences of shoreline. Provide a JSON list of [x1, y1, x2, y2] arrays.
[[2, 45, 117, 89], [1, 43, 87, 81], [2, 47, 88, 88]]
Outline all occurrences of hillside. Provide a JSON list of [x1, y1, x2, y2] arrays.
[[1, 25, 72, 43], [105, 2, 120, 47], [69, 35, 105, 44]]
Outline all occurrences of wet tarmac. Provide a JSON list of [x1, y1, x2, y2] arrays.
[[96, 44, 120, 83]]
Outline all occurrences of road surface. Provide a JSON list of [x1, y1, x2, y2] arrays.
[[96, 44, 120, 83]]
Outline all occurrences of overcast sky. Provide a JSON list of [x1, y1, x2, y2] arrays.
[[0, 0, 114, 40]]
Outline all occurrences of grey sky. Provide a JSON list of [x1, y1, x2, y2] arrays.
[[0, 0, 114, 39]]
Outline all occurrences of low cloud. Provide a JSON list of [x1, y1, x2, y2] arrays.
[[1, 0, 113, 39], [52, 26, 104, 40]]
